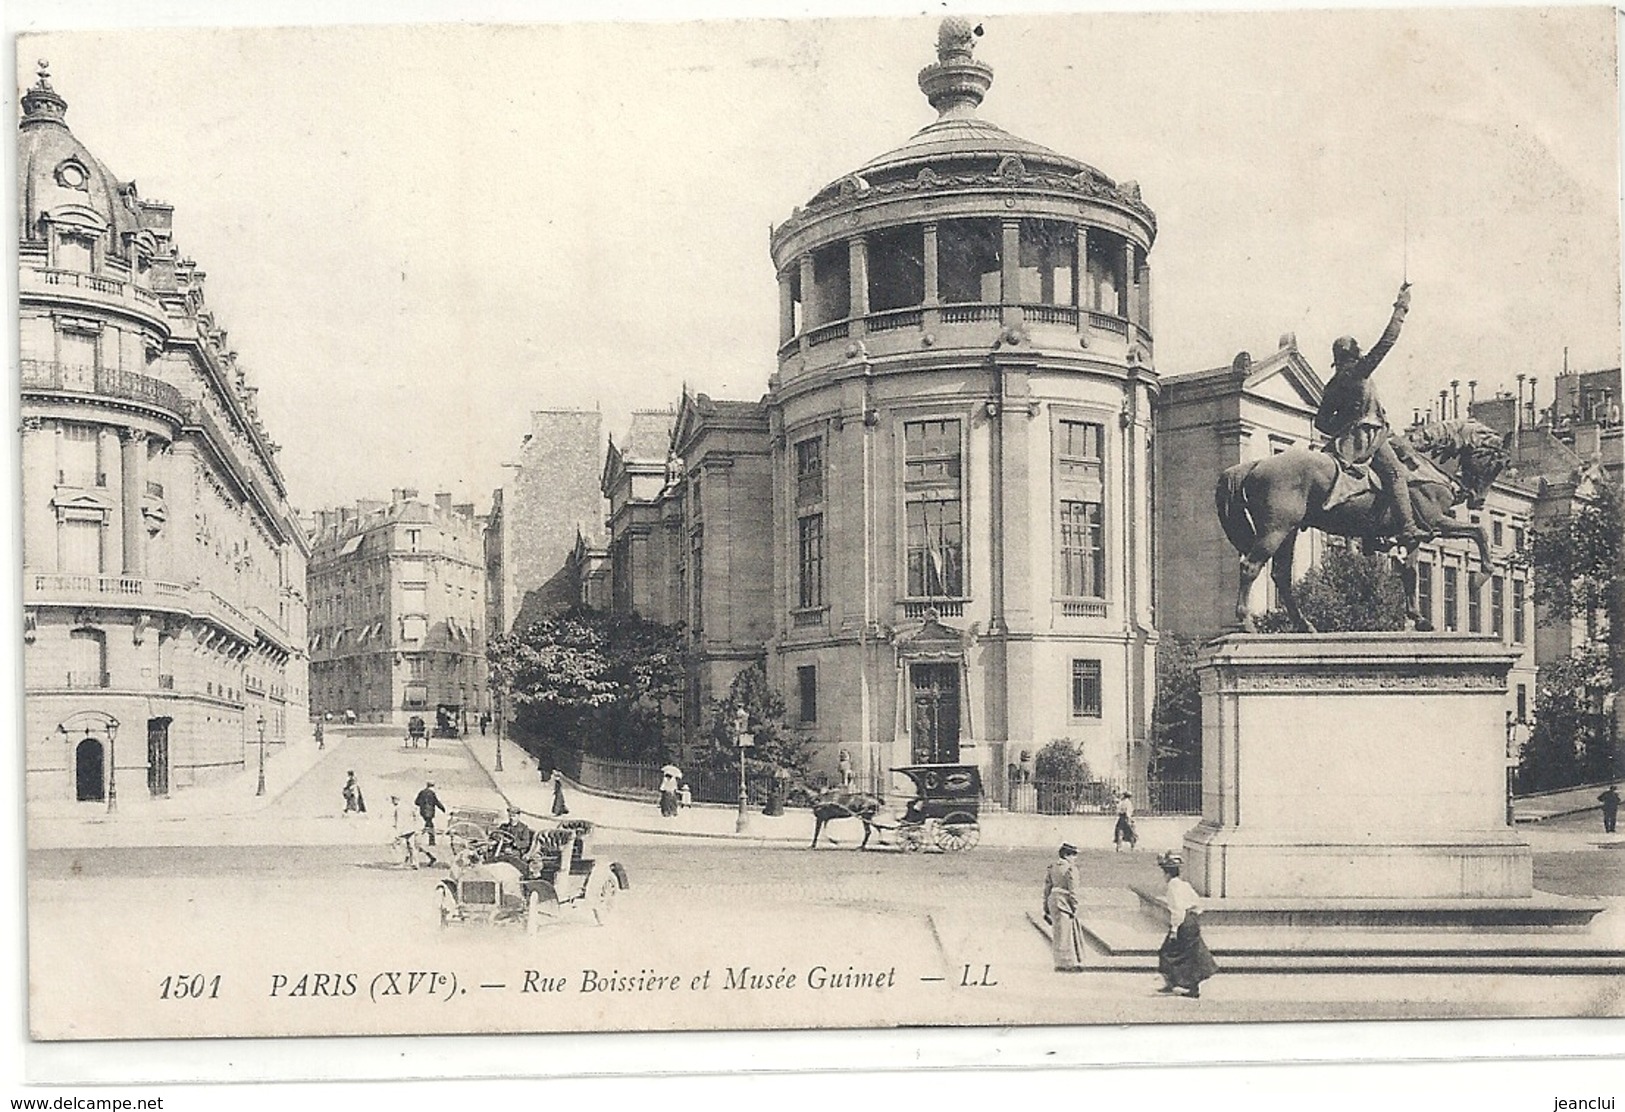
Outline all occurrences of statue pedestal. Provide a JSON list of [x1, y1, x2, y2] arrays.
[[1187, 633, 1534, 905]]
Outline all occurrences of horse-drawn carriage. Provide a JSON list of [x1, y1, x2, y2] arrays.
[[436, 810, 628, 932], [810, 763, 982, 852]]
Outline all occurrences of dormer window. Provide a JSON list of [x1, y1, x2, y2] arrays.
[[57, 232, 94, 273], [54, 159, 89, 191]]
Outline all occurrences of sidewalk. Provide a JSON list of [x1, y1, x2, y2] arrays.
[[464, 734, 1201, 851]]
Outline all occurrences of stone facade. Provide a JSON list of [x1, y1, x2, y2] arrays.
[[307, 491, 486, 726], [18, 66, 310, 805], [495, 410, 607, 634]]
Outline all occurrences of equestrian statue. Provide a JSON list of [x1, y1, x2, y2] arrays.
[[1215, 282, 1512, 632]]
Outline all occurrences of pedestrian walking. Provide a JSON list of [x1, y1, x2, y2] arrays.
[[479, 712, 490, 737], [550, 770, 570, 817], [659, 764, 682, 818], [314, 720, 325, 750], [678, 783, 692, 809], [390, 795, 434, 868], [414, 780, 446, 845], [1043, 843, 1086, 972], [1599, 784, 1621, 834], [1113, 791, 1138, 851], [1156, 851, 1218, 998], [342, 771, 366, 815]]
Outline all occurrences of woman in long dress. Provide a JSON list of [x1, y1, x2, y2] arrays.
[[1156, 851, 1218, 997], [550, 770, 570, 816], [1113, 792, 1138, 851], [1043, 843, 1087, 971]]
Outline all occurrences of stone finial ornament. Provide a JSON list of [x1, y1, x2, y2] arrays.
[[919, 17, 993, 117]]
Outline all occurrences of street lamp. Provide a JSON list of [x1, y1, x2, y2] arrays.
[[255, 712, 267, 797], [494, 691, 504, 773], [104, 717, 119, 814], [734, 706, 752, 834]]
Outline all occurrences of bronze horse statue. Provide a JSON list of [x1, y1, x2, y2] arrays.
[[1215, 418, 1511, 632], [809, 787, 884, 849]]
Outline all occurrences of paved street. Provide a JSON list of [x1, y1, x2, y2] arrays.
[[25, 730, 1625, 1039]]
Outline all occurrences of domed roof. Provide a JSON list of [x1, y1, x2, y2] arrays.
[[17, 61, 149, 254], [799, 19, 1139, 220]]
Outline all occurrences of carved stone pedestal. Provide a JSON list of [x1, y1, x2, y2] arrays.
[[1185, 633, 1537, 904]]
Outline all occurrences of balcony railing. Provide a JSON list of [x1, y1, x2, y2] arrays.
[[28, 573, 267, 642], [33, 573, 149, 597], [805, 320, 850, 348], [65, 671, 111, 689], [29, 267, 164, 310], [939, 304, 1001, 324], [901, 599, 965, 619], [866, 308, 923, 333], [1061, 599, 1108, 619], [21, 360, 186, 416], [1087, 312, 1130, 337], [1022, 304, 1080, 327]]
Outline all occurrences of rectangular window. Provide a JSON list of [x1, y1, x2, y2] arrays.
[[798, 514, 825, 609], [1417, 561, 1434, 626], [906, 500, 963, 597], [1057, 419, 1104, 467], [59, 516, 102, 574], [1512, 526, 1526, 552], [1071, 659, 1103, 719], [797, 665, 818, 724], [795, 437, 824, 505], [1492, 520, 1505, 548], [691, 534, 704, 631], [1516, 684, 1528, 723], [1468, 574, 1482, 633], [1492, 575, 1505, 637], [59, 423, 99, 486], [1512, 579, 1526, 643], [1059, 500, 1105, 597], [904, 420, 964, 598], [57, 234, 94, 273], [1443, 566, 1459, 631], [404, 529, 421, 553]]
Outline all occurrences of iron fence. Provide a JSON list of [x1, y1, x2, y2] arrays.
[[1003, 778, 1201, 816]]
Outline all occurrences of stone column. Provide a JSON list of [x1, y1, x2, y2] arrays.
[[1122, 241, 1138, 325], [1000, 219, 1022, 328], [98, 426, 121, 575], [848, 236, 869, 328], [778, 269, 796, 345], [922, 223, 940, 330], [1137, 257, 1153, 337], [120, 430, 146, 577], [797, 254, 816, 350]]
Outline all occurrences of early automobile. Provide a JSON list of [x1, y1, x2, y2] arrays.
[[436, 813, 628, 932]]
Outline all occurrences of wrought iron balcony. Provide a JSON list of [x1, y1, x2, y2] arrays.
[[21, 359, 185, 416]]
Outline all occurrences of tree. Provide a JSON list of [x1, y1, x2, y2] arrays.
[[1257, 546, 1409, 633], [692, 662, 810, 784], [1032, 739, 1093, 815], [1517, 484, 1623, 785], [1521, 481, 1625, 786], [1518, 645, 1615, 791], [487, 607, 684, 762], [1150, 633, 1203, 784]]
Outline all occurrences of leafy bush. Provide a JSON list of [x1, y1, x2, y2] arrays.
[[1033, 739, 1092, 815]]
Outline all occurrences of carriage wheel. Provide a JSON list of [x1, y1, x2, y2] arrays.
[[935, 816, 980, 852], [899, 827, 925, 853]]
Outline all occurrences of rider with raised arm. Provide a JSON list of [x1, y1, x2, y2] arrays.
[[1314, 281, 1426, 544]]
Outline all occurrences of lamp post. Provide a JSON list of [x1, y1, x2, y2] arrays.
[[104, 717, 119, 814], [255, 712, 267, 797], [494, 692, 504, 773], [734, 706, 752, 834]]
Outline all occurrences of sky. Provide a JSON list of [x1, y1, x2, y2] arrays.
[[10, 2, 1622, 516]]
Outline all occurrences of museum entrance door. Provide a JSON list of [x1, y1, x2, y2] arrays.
[[910, 663, 961, 765]]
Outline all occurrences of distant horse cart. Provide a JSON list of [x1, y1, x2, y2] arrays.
[[809, 764, 982, 852]]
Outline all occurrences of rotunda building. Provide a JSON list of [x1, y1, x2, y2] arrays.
[[767, 20, 1159, 796], [18, 64, 310, 806]]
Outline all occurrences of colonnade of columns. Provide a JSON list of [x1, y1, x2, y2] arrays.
[[778, 220, 1153, 348]]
